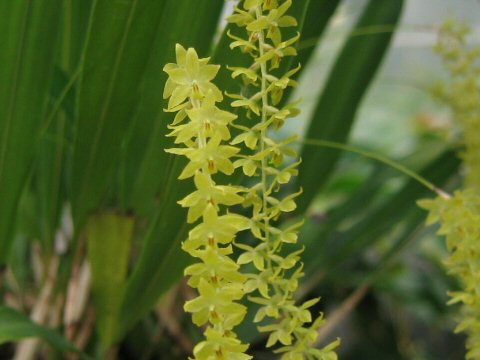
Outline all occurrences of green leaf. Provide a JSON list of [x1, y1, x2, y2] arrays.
[[0, 1, 62, 263], [296, 0, 341, 69], [0, 306, 89, 359], [86, 211, 134, 350], [123, 0, 224, 215], [35, 96, 68, 251], [281, 0, 341, 103], [70, 0, 168, 228], [118, 158, 193, 336], [34, 1, 92, 253], [297, 0, 404, 213]]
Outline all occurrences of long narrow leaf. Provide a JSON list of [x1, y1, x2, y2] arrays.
[[297, 0, 404, 213], [0, 306, 89, 359], [70, 0, 167, 228], [0, 1, 62, 263]]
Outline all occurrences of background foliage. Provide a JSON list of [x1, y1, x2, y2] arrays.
[[0, 0, 477, 359]]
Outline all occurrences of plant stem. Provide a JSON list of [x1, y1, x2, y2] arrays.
[[256, 7, 271, 245]]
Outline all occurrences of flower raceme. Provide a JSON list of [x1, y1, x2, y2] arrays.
[[419, 20, 480, 359], [225, 0, 339, 358], [163, 1, 339, 359], [163, 44, 251, 360]]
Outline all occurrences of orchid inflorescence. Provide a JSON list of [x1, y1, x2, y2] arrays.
[[419, 19, 480, 359], [163, 1, 339, 359], [225, 1, 339, 359], [163, 44, 251, 360]]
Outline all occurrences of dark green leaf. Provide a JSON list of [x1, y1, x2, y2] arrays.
[[0, 1, 62, 263], [70, 0, 168, 228], [0, 306, 89, 359]]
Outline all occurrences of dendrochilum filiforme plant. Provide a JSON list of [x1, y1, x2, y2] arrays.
[[163, 1, 339, 359], [419, 19, 480, 359]]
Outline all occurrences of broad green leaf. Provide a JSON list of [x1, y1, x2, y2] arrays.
[[0, 306, 89, 359], [59, 0, 93, 73], [0, 1, 62, 263], [123, 0, 224, 215], [118, 0, 224, 337], [297, 0, 404, 213], [71, 0, 167, 229], [86, 211, 134, 350]]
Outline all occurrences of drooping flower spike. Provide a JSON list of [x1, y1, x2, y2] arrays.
[[419, 20, 480, 360], [163, 1, 340, 358], [226, 0, 339, 358], [163, 44, 252, 360]]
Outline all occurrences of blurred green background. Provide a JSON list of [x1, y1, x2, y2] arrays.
[[0, 0, 478, 359]]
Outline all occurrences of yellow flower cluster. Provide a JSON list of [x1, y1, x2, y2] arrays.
[[431, 19, 480, 188], [421, 190, 480, 359], [163, 44, 251, 360], [420, 19, 480, 359], [226, 0, 339, 358]]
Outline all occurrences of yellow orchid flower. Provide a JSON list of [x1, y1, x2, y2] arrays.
[[163, 44, 222, 108]]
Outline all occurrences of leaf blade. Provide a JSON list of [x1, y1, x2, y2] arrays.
[[297, 0, 404, 213], [70, 0, 167, 227], [86, 211, 134, 349], [0, 306, 90, 359], [0, 1, 62, 263]]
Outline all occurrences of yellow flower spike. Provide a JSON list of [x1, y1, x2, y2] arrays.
[[163, 44, 251, 359], [419, 19, 480, 359], [167, 135, 240, 179], [164, 1, 340, 357], [184, 278, 247, 327], [226, 0, 339, 358]]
